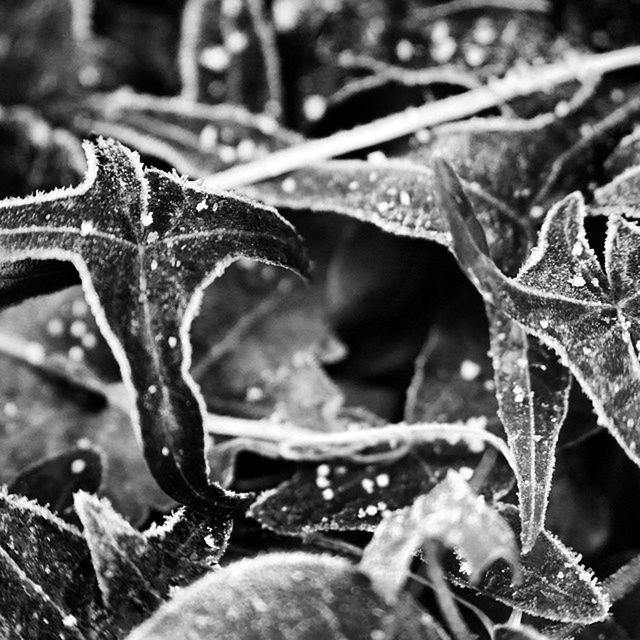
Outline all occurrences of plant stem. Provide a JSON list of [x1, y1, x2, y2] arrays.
[[424, 541, 475, 640], [603, 552, 640, 602], [203, 46, 640, 190]]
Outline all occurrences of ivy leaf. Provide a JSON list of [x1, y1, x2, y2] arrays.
[[126, 551, 445, 640], [0, 137, 308, 513], [437, 157, 640, 492], [74, 492, 231, 635], [359, 470, 520, 603], [0, 489, 96, 639], [249, 434, 513, 535], [0, 107, 85, 305], [447, 505, 610, 623], [8, 446, 103, 519], [435, 158, 573, 552]]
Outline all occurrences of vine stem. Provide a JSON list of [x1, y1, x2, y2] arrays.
[[204, 414, 516, 471], [203, 46, 640, 190]]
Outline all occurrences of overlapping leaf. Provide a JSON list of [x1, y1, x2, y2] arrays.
[[438, 158, 640, 478], [0, 137, 308, 513], [446, 505, 609, 623], [359, 470, 520, 603], [0, 488, 232, 638], [249, 429, 513, 535], [76, 92, 300, 178], [75, 492, 230, 635]]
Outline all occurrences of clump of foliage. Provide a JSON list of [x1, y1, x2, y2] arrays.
[[3, 0, 640, 638]]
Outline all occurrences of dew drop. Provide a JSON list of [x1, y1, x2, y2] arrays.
[[303, 94, 327, 121]]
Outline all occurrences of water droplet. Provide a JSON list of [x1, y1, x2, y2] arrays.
[[70, 459, 86, 474], [395, 39, 414, 61], [375, 473, 390, 488], [47, 317, 65, 337], [361, 478, 375, 494], [69, 320, 87, 338], [460, 359, 481, 381], [199, 46, 231, 72], [167, 336, 178, 348], [245, 386, 264, 402], [80, 220, 94, 236], [303, 94, 326, 121], [321, 488, 334, 500], [68, 346, 84, 362], [226, 30, 248, 54], [281, 177, 297, 194]]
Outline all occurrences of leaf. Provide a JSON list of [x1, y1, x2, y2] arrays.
[[126, 551, 444, 640], [447, 505, 610, 623], [359, 470, 520, 604], [0, 489, 96, 638], [0, 0, 86, 107], [249, 434, 513, 535], [486, 306, 571, 553], [0, 107, 85, 305], [404, 312, 497, 423], [0, 137, 308, 512], [190, 263, 347, 431], [493, 624, 551, 640], [0, 288, 175, 524], [8, 446, 103, 519], [76, 92, 300, 178], [179, 0, 283, 116], [74, 492, 231, 634], [438, 158, 640, 489], [435, 158, 572, 551]]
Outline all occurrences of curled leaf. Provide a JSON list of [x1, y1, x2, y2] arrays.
[[448, 505, 610, 624], [359, 470, 520, 603]]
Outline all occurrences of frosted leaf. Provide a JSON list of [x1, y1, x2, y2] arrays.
[[0, 137, 308, 513]]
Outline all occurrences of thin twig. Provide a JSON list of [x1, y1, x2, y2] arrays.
[[203, 46, 640, 189]]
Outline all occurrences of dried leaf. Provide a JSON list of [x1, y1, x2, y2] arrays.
[[360, 470, 520, 603], [0, 137, 308, 512], [126, 551, 441, 640]]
